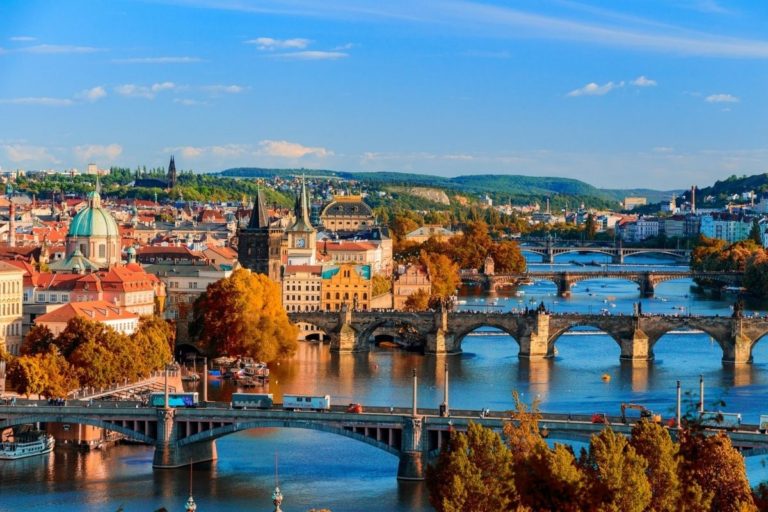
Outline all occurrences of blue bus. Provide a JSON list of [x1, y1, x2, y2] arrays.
[[148, 392, 199, 408]]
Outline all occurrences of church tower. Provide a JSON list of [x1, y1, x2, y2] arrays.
[[237, 189, 283, 281], [285, 178, 316, 266], [167, 155, 177, 189]]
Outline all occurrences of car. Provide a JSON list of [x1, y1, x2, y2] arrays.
[[591, 413, 609, 424], [346, 403, 363, 414]]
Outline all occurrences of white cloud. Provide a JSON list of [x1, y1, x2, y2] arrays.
[[73, 144, 123, 162], [277, 51, 349, 60], [178, 146, 204, 158], [245, 37, 311, 50], [258, 140, 333, 158], [653, 146, 674, 153], [201, 84, 247, 94], [174, 98, 208, 106], [705, 93, 739, 103], [115, 82, 177, 99], [3, 144, 60, 163], [0, 97, 73, 106], [9, 36, 36, 42], [77, 86, 107, 102], [112, 56, 202, 64], [19, 44, 102, 54], [567, 81, 623, 97], [631, 75, 657, 87]]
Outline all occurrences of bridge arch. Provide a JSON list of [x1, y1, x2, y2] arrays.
[[176, 419, 402, 457], [552, 248, 615, 260], [357, 317, 428, 349], [622, 249, 688, 260], [646, 321, 732, 356], [547, 323, 623, 355], [295, 322, 327, 342], [453, 322, 521, 352], [0, 415, 156, 444]]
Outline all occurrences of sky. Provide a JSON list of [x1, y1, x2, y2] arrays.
[[0, 0, 767, 189]]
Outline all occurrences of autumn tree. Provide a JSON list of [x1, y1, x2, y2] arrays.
[[629, 420, 681, 511], [580, 428, 651, 512], [371, 274, 392, 297], [7, 346, 76, 398], [7, 355, 47, 397], [489, 240, 526, 273], [131, 315, 174, 372], [519, 443, 587, 512], [192, 269, 298, 362], [21, 324, 56, 355], [678, 430, 757, 512], [420, 251, 460, 301], [403, 288, 430, 311], [426, 422, 516, 512]]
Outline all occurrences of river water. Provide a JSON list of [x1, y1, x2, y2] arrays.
[[2, 253, 768, 511]]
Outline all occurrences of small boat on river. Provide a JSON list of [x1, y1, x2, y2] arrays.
[[0, 431, 55, 460]]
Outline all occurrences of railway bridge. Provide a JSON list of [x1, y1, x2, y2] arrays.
[[461, 270, 743, 296], [2, 400, 768, 480], [289, 308, 768, 364], [519, 240, 691, 264]]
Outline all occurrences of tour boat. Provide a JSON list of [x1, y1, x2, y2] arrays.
[[0, 432, 55, 460]]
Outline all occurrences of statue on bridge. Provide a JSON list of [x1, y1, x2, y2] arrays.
[[732, 299, 744, 319]]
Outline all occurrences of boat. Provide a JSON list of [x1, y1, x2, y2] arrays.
[[0, 432, 55, 460], [181, 372, 200, 382]]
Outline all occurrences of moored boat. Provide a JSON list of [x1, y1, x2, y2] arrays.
[[0, 432, 55, 460]]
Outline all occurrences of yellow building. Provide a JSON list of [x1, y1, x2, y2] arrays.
[[0, 261, 24, 355], [321, 264, 372, 311]]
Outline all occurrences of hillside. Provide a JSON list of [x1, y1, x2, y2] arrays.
[[219, 167, 674, 208], [696, 173, 768, 203]]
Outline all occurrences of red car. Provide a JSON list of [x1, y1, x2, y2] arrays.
[[347, 403, 363, 414], [592, 413, 609, 424]]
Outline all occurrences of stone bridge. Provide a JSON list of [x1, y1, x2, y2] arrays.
[[289, 309, 768, 364], [3, 401, 768, 480], [519, 240, 691, 264], [461, 270, 743, 296]]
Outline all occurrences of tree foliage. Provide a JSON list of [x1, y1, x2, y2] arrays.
[[192, 269, 298, 362], [427, 401, 759, 512], [403, 288, 430, 311]]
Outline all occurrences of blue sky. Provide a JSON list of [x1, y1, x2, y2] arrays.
[[0, 0, 767, 188]]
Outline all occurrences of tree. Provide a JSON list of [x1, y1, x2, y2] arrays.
[[420, 251, 460, 300], [585, 213, 597, 240], [192, 269, 298, 362], [426, 422, 516, 512], [678, 430, 757, 512], [581, 428, 651, 512], [489, 241, 526, 273], [131, 316, 174, 372], [7, 355, 46, 397], [403, 288, 430, 311], [38, 346, 78, 398], [629, 420, 681, 511], [55, 316, 109, 358], [749, 218, 763, 244], [371, 275, 392, 297], [518, 443, 587, 512], [21, 324, 56, 355]]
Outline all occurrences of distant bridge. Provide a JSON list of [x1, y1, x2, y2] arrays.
[[518, 239, 691, 264], [289, 308, 765, 364], [460, 270, 744, 296], [2, 400, 767, 480]]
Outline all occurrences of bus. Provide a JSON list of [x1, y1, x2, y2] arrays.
[[282, 394, 331, 412], [231, 393, 273, 409], [699, 411, 742, 430], [148, 392, 199, 408]]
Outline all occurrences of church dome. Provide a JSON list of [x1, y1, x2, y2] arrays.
[[67, 190, 120, 238]]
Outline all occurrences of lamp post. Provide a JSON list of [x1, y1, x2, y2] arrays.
[[412, 369, 418, 417]]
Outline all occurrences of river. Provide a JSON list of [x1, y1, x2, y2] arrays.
[[2, 253, 768, 511]]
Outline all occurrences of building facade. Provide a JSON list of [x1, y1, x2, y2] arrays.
[[282, 265, 322, 312], [320, 264, 372, 311], [393, 264, 430, 310], [236, 189, 283, 282], [0, 261, 23, 355], [320, 196, 376, 232]]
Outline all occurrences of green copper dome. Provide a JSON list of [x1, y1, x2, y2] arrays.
[[67, 191, 120, 238]]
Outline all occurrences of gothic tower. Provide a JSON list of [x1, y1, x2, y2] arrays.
[[237, 189, 283, 281], [285, 177, 316, 266], [167, 155, 177, 189]]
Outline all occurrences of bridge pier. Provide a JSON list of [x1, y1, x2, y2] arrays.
[[612, 252, 624, 264], [519, 313, 551, 359], [638, 274, 655, 297], [555, 277, 571, 297], [397, 417, 427, 480], [619, 328, 653, 361], [722, 322, 754, 365], [152, 408, 218, 469]]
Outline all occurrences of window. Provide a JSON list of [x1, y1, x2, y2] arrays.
[[50, 294, 58, 303], [37, 293, 45, 302]]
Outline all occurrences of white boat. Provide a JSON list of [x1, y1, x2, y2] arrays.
[[0, 433, 55, 460]]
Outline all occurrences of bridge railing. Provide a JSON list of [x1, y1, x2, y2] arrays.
[[67, 369, 180, 400]]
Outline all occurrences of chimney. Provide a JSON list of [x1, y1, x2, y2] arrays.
[[690, 186, 696, 214]]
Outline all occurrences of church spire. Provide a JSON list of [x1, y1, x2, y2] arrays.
[[247, 187, 270, 229], [168, 155, 177, 189], [295, 175, 311, 227]]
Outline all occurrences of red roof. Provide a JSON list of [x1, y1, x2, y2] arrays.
[[35, 300, 139, 324]]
